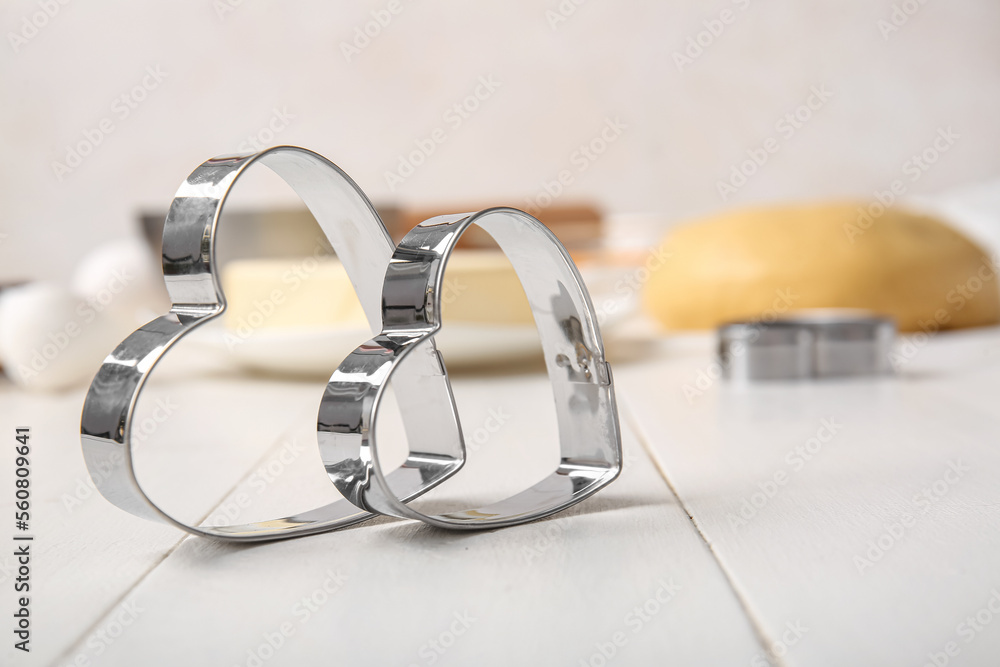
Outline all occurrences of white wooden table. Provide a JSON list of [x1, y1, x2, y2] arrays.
[[3, 325, 1000, 667]]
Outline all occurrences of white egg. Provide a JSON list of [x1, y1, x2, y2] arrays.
[[0, 282, 124, 391], [71, 236, 168, 325]]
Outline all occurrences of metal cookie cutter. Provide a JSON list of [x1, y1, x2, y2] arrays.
[[80, 146, 464, 541], [319, 208, 623, 529], [718, 310, 896, 381]]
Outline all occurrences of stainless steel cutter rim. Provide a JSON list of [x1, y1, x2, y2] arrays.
[[318, 207, 623, 530], [718, 308, 896, 380], [80, 146, 465, 542]]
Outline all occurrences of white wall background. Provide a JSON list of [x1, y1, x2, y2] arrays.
[[2, 0, 999, 281]]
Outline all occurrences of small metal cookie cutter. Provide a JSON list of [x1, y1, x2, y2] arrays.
[[718, 309, 896, 381], [319, 208, 623, 529], [80, 146, 464, 541]]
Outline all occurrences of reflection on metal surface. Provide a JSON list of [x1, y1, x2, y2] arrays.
[[719, 310, 896, 381], [80, 146, 463, 541], [319, 208, 622, 530], [81, 147, 621, 541]]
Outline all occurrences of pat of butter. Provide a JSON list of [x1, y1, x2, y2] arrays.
[[221, 250, 534, 331]]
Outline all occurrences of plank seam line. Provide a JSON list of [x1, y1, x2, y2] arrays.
[[50, 409, 309, 666], [621, 400, 790, 667]]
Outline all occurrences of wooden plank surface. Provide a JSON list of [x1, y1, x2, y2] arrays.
[[6, 324, 1000, 665], [618, 327, 1000, 667], [2, 365, 767, 667], [0, 354, 339, 666]]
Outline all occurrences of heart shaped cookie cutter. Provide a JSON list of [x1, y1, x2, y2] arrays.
[[319, 208, 622, 529], [80, 146, 465, 541]]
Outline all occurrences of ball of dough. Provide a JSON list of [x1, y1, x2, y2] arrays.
[[642, 203, 1000, 332]]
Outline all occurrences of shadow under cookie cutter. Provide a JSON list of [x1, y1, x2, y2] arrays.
[[80, 146, 465, 541], [319, 208, 623, 529]]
